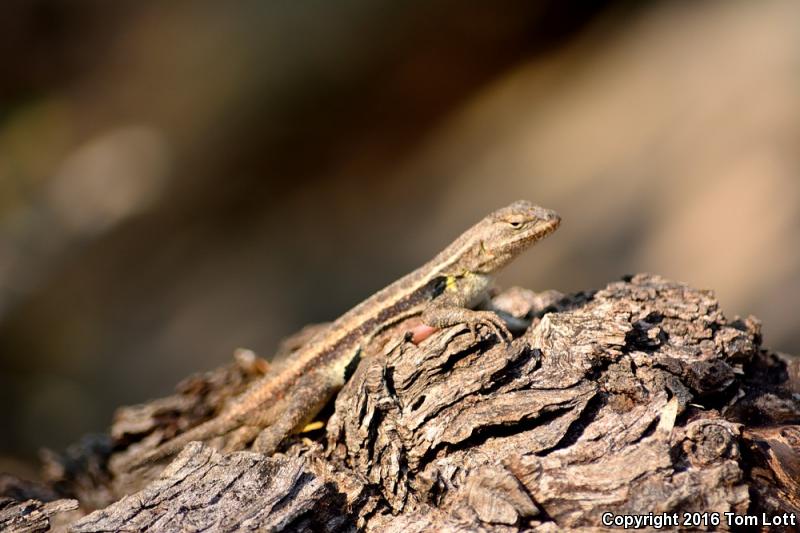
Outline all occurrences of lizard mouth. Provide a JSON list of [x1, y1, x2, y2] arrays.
[[530, 214, 561, 241]]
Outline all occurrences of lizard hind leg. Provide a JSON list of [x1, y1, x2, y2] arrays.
[[252, 411, 301, 455], [222, 425, 262, 453], [252, 371, 338, 455], [224, 402, 283, 452]]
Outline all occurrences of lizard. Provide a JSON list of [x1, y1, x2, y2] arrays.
[[125, 200, 560, 468]]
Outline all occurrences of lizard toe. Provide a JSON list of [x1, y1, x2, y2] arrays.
[[471, 311, 512, 343]]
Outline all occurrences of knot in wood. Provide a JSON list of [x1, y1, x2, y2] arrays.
[[682, 419, 740, 467]]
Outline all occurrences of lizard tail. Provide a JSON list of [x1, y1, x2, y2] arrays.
[[122, 374, 292, 470], [124, 415, 238, 470]]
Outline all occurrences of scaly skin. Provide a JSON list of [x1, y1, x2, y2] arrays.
[[127, 200, 560, 468]]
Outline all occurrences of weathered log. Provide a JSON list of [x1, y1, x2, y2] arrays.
[[0, 496, 78, 533], [3, 274, 798, 531]]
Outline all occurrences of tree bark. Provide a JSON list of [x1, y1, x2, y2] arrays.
[[3, 274, 799, 532]]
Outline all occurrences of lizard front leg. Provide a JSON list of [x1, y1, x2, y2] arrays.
[[420, 273, 512, 342], [422, 306, 512, 342]]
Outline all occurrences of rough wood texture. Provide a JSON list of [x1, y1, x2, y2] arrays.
[[71, 443, 354, 533], [3, 274, 799, 531], [0, 497, 78, 533]]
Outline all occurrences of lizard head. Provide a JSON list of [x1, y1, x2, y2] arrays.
[[464, 200, 561, 273]]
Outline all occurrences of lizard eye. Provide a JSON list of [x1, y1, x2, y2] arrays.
[[508, 220, 524, 229]]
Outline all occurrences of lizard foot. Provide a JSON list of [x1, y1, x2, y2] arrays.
[[422, 306, 513, 344], [464, 310, 513, 344], [252, 424, 289, 455]]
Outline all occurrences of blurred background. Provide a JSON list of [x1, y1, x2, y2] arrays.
[[1, 0, 798, 472]]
